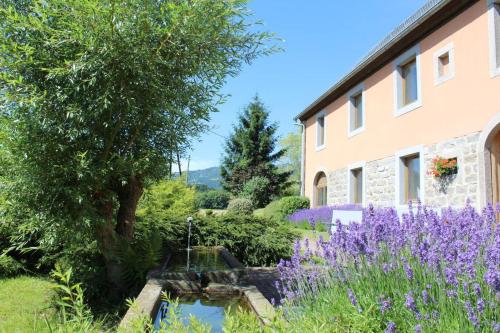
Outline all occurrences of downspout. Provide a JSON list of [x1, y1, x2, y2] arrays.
[[298, 121, 306, 196]]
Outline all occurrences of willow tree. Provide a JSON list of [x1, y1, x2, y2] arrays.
[[0, 0, 275, 285]]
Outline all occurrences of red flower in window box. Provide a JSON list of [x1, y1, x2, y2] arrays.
[[428, 156, 458, 178]]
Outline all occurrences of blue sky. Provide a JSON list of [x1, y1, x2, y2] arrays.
[[186, 0, 427, 171]]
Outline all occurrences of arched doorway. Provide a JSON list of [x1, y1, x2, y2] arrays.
[[479, 114, 500, 208], [489, 130, 500, 205], [314, 172, 328, 207]]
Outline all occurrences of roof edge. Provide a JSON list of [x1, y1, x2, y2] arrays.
[[296, 0, 478, 121]]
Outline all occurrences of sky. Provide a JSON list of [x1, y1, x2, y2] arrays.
[[186, 0, 428, 171]]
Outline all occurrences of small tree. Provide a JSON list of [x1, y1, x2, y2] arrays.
[[221, 97, 291, 200], [241, 176, 271, 208], [279, 129, 302, 195], [0, 0, 275, 288]]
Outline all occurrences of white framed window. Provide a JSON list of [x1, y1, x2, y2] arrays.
[[316, 111, 326, 150], [347, 161, 366, 205], [433, 43, 455, 85], [488, 0, 500, 77], [393, 45, 422, 117], [347, 83, 365, 137], [395, 145, 425, 206]]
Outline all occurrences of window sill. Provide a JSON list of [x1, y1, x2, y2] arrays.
[[434, 74, 454, 86], [315, 145, 326, 152], [491, 67, 500, 78], [394, 99, 422, 117], [348, 126, 365, 138]]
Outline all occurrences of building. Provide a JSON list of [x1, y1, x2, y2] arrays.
[[296, 0, 500, 211]]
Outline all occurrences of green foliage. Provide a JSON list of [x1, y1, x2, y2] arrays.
[[280, 129, 302, 184], [227, 198, 254, 215], [193, 215, 297, 266], [254, 196, 310, 222], [253, 199, 282, 220], [136, 178, 195, 250], [240, 176, 272, 208], [279, 196, 310, 217], [138, 179, 196, 220], [0, 0, 277, 288], [49, 265, 106, 332], [293, 221, 327, 232], [0, 254, 25, 277], [116, 231, 163, 292], [221, 96, 292, 197], [195, 190, 230, 209]]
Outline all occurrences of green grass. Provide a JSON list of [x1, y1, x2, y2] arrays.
[[296, 229, 330, 242], [0, 276, 58, 333], [253, 200, 282, 220]]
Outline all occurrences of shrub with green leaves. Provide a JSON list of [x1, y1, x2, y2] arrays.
[[193, 214, 297, 266], [195, 190, 230, 209], [137, 179, 196, 220], [279, 196, 310, 217], [227, 198, 254, 215], [240, 176, 272, 208], [0, 255, 24, 277]]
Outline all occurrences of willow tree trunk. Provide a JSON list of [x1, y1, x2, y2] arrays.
[[95, 176, 144, 293], [116, 175, 143, 240]]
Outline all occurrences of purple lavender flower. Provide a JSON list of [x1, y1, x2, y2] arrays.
[[379, 297, 392, 314], [384, 322, 396, 333], [405, 291, 417, 313], [465, 301, 479, 328], [276, 202, 499, 329], [414, 324, 422, 333], [477, 298, 485, 313], [422, 289, 429, 305], [473, 283, 481, 296], [347, 288, 357, 306], [402, 258, 414, 280]]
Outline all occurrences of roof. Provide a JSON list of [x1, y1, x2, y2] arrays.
[[296, 0, 479, 121]]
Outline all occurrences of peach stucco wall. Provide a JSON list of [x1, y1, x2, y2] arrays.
[[303, 1, 500, 200]]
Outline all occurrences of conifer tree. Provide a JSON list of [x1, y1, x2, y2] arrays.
[[221, 96, 291, 202]]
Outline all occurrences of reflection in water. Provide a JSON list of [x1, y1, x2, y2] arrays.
[[154, 294, 245, 332], [167, 249, 229, 273]]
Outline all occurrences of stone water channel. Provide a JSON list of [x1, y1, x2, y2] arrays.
[[119, 246, 280, 331]]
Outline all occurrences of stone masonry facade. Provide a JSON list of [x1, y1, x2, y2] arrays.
[[424, 132, 479, 207], [326, 132, 480, 208]]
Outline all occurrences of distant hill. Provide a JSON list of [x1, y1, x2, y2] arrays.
[[185, 166, 221, 189]]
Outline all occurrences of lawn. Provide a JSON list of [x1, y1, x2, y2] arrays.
[[296, 229, 330, 242], [0, 276, 58, 333]]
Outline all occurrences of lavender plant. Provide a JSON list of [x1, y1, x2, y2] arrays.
[[277, 202, 500, 332]]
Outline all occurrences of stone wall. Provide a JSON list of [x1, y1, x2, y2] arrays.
[[327, 167, 347, 205], [324, 132, 480, 208], [365, 156, 396, 207], [424, 132, 479, 208]]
